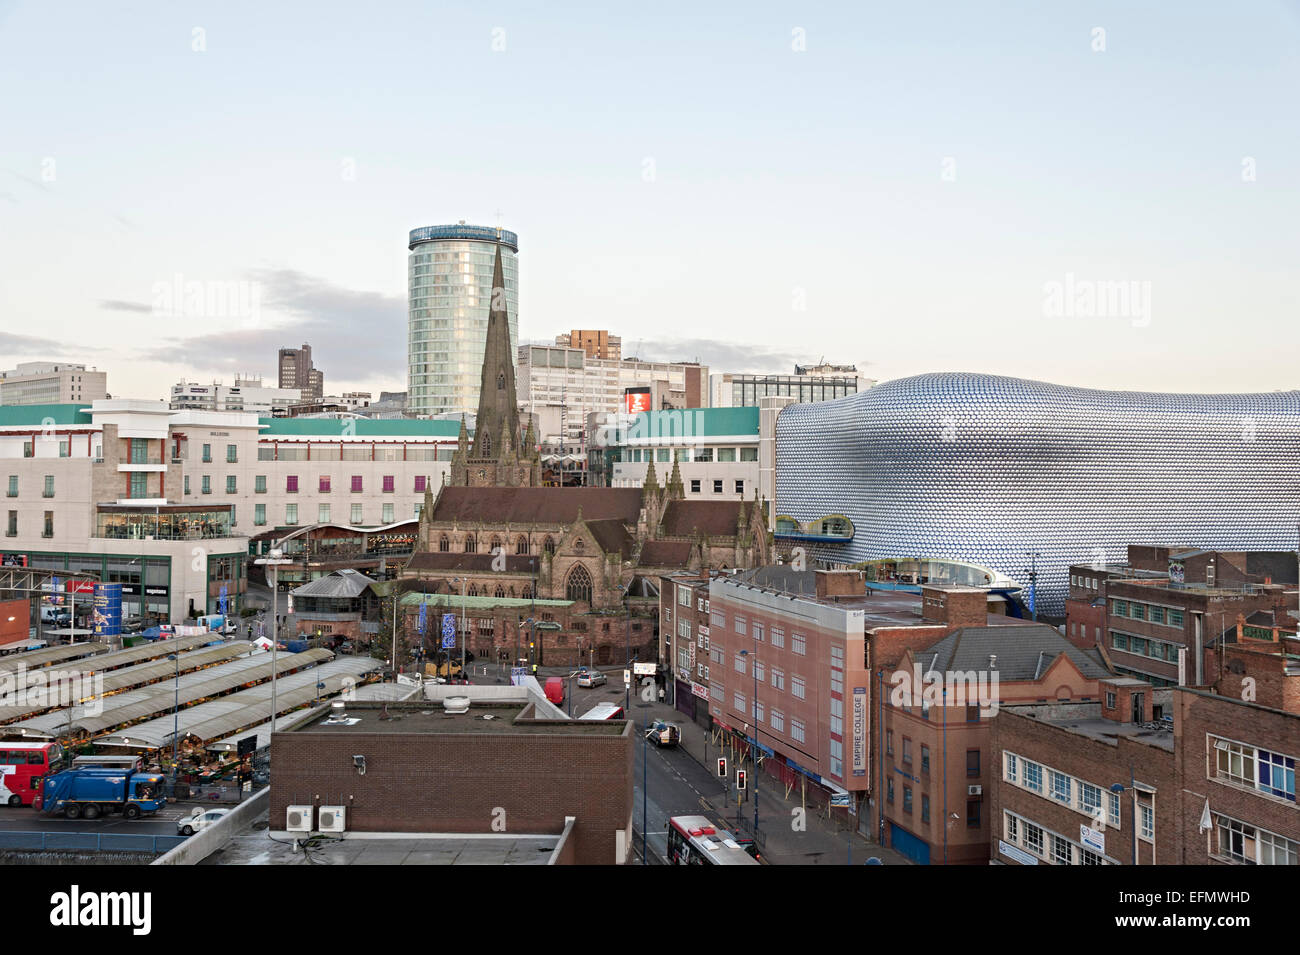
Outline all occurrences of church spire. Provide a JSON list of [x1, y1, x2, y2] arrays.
[[666, 449, 685, 500], [469, 241, 520, 462]]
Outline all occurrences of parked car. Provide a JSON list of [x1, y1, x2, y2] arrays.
[[577, 670, 607, 688], [544, 676, 565, 706], [178, 807, 230, 836], [645, 720, 681, 747]]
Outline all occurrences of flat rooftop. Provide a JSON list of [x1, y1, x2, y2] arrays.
[[1005, 705, 1175, 752], [291, 702, 627, 736], [207, 830, 560, 865]]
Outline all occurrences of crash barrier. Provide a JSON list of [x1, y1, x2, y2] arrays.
[[0, 830, 186, 853], [152, 786, 270, 865]]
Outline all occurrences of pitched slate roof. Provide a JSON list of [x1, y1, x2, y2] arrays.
[[290, 568, 375, 599], [637, 540, 694, 567], [917, 624, 1112, 681], [585, 518, 635, 559], [405, 553, 541, 574], [658, 499, 746, 538], [429, 487, 643, 525]]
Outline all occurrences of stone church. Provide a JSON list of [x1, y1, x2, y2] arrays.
[[401, 241, 771, 660]]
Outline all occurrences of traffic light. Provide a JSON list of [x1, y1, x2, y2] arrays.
[[736, 769, 747, 791], [717, 757, 727, 778]]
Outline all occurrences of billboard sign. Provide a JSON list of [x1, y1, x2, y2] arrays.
[[851, 686, 868, 777], [441, 613, 456, 650], [92, 583, 122, 640], [623, 387, 651, 414]]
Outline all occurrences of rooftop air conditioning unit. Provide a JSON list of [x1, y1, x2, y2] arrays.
[[967, 785, 983, 796], [317, 806, 346, 833], [286, 805, 314, 832]]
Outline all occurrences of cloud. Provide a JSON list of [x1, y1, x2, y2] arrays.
[[142, 268, 405, 383], [0, 330, 89, 356], [100, 299, 152, 313]]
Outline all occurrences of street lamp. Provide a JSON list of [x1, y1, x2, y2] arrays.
[[254, 544, 292, 728], [1110, 763, 1139, 865], [738, 647, 759, 835], [166, 651, 180, 796], [618, 583, 632, 713]]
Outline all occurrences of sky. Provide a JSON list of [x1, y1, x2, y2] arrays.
[[2, 0, 1299, 400]]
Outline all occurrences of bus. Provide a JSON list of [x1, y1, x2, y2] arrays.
[[579, 702, 626, 721], [667, 815, 760, 865], [0, 742, 65, 806]]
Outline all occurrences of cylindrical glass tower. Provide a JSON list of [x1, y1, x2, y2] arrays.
[[407, 223, 519, 418]]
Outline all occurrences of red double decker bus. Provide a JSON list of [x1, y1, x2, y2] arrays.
[[0, 742, 65, 806]]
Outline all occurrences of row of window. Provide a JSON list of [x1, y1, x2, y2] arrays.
[[1212, 735, 1296, 802], [730, 690, 806, 744], [1110, 630, 1182, 664], [1111, 599, 1184, 628], [1004, 811, 1108, 865], [1070, 573, 1103, 590], [887, 778, 982, 828], [199, 443, 239, 464], [886, 732, 981, 777], [258, 503, 406, 526], [628, 447, 758, 463], [436, 534, 555, 555], [1003, 751, 1123, 830], [711, 612, 806, 655], [6, 510, 54, 537], [6, 475, 57, 498], [1212, 812, 1298, 865]]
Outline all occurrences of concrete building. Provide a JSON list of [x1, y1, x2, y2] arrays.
[[407, 224, 519, 418], [0, 363, 107, 407], [278, 343, 324, 405], [170, 377, 301, 415], [269, 696, 635, 865], [518, 344, 708, 446], [710, 364, 871, 408], [595, 407, 760, 500], [2, 402, 463, 623]]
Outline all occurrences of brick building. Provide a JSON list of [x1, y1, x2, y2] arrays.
[[659, 569, 726, 726], [270, 698, 635, 865]]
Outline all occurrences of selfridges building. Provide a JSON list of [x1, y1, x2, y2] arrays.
[[774, 372, 1300, 616]]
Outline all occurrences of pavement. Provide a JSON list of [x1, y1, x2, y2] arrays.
[[521, 664, 913, 866]]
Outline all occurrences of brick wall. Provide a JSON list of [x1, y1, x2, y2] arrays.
[[271, 708, 634, 866]]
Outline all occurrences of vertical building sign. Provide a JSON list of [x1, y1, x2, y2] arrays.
[[92, 583, 122, 640], [851, 686, 867, 777]]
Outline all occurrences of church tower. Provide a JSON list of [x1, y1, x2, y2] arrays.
[[450, 240, 541, 487]]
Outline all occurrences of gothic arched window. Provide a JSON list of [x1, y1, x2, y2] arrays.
[[543, 536, 556, 556], [566, 564, 593, 603], [495, 585, 505, 598], [464, 535, 476, 553], [516, 536, 529, 554], [497, 373, 505, 390], [439, 535, 450, 553]]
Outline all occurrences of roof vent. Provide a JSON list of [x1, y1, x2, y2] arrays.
[[443, 695, 470, 715]]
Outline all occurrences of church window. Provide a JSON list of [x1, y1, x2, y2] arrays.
[[464, 535, 476, 553], [516, 536, 529, 554], [439, 535, 450, 552], [566, 564, 593, 603]]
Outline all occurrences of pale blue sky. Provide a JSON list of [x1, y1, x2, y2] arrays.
[[2, 1, 1298, 399]]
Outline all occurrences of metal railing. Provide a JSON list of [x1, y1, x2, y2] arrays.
[[0, 830, 187, 853]]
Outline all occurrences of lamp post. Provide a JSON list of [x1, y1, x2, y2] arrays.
[[618, 583, 631, 714], [1109, 763, 1139, 865], [739, 648, 758, 835], [167, 651, 179, 796], [254, 545, 292, 728]]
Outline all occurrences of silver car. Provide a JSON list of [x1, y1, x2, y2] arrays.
[[577, 669, 607, 688]]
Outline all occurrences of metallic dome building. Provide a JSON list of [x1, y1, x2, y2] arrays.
[[774, 372, 1300, 616]]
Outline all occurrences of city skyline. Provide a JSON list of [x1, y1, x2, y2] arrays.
[[4, 2, 1299, 400]]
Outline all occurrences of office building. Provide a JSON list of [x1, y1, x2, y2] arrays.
[[710, 364, 871, 408], [407, 223, 519, 418], [278, 343, 324, 405], [0, 362, 107, 406], [170, 376, 301, 415], [557, 329, 621, 361]]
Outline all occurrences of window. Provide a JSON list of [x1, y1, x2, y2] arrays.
[[921, 794, 930, 823], [202, 443, 211, 463], [43, 475, 54, 498], [1050, 832, 1070, 862], [902, 737, 912, 765], [886, 730, 893, 756], [921, 744, 930, 774], [382, 503, 394, 523], [740, 447, 757, 462], [226, 476, 237, 494], [1049, 769, 1071, 804], [887, 777, 894, 804], [1023, 822, 1044, 857], [254, 504, 266, 526], [255, 475, 266, 493], [690, 479, 701, 494], [41, 511, 52, 538], [734, 691, 746, 712], [830, 697, 843, 736], [829, 739, 842, 778], [320, 476, 331, 493], [753, 660, 765, 683], [1168, 609, 1184, 627], [791, 719, 805, 744], [791, 675, 805, 700], [201, 476, 211, 495], [711, 610, 726, 629], [770, 710, 784, 733], [5, 510, 15, 536], [1258, 748, 1297, 801], [770, 628, 784, 649], [711, 684, 723, 703], [791, 632, 806, 655], [967, 749, 981, 779], [1005, 814, 1018, 844], [677, 586, 691, 607], [771, 668, 784, 692], [1149, 605, 1164, 624], [1139, 803, 1154, 841], [5, 476, 15, 497], [753, 622, 764, 643], [734, 652, 746, 674], [734, 616, 747, 635], [351, 475, 363, 493], [184, 475, 190, 496], [226, 444, 237, 463], [383, 475, 395, 493], [1004, 753, 1018, 783], [286, 475, 298, 493], [755, 700, 765, 723], [1106, 691, 1117, 709], [1023, 761, 1043, 793], [464, 535, 476, 553], [735, 480, 744, 494], [968, 799, 982, 829], [351, 503, 363, 524], [1080, 782, 1102, 819], [1108, 791, 1121, 828], [713, 480, 723, 494], [439, 535, 450, 552], [565, 564, 593, 603], [903, 786, 912, 814], [318, 504, 330, 523], [285, 504, 298, 525], [1214, 737, 1296, 802]]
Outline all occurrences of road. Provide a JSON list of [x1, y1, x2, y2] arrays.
[[0, 801, 198, 835], [559, 671, 732, 865]]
